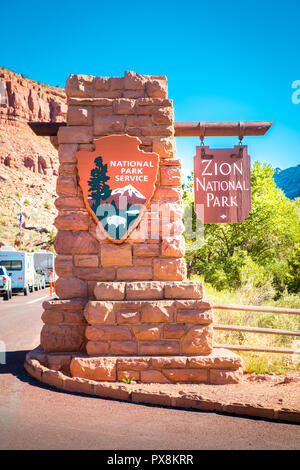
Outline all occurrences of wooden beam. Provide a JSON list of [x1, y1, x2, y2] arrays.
[[28, 120, 273, 137], [174, 121, 273, 137]]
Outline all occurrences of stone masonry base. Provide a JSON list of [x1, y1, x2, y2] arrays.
[[25, 345, 243, 384], [24, 346, 300, 423]]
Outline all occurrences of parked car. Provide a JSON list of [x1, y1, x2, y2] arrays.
[[0, 266, 12, 300], [0, 247, 35, 295]]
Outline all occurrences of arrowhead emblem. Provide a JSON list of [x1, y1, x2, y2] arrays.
[[76, 135, 159, 244]]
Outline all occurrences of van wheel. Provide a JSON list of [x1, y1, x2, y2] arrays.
[[3, 291, 9, 301], [24, 286, 29, 296]]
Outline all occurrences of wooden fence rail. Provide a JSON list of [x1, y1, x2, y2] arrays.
[[212, 303, 300, 355]]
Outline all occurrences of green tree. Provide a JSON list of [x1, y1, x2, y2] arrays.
[[88, 156, 111, 209], [183, 162, 300, 295]]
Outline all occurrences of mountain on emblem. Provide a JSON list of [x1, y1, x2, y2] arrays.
[[76, 135, 159, 243]]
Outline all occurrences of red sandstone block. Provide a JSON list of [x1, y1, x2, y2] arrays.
[[66, 74, 93, 98], [159, 202, 184, 221], [94, 90, 122, 98], [142, 126, 173, 137], [58, 164, 76, 175], [163, 369, 208, 383], [41, 310, 64, 325], [94, 282, 125, 300], [163, 324, 187, 339], [84, 301, 116, 325], [56, 175, 77, 197], [57, 126, 93, 144], [160, 220, 185, 237], [68, 97, 112, 106], [137, 98, 172, 107], [131, 325, 162, 340], [133, 258, 153, 266], [151, 357, 187, 369], [209, 368, 243, 385], [41, 370, 66, 389], [139, 340, 180, 355], [101, 244, 132, 267], [188, 348, 243, 370], [73, 267, 115, 281], [54, 230, 99, 255], [74, 255, 99, 268], [110, 77, 124, 90], [160, 166, 182, 186], [110, 341, 138, 355], [41, 324, 86, 353], [152, 186, 182, 201], [63, 311, 87, 324], [94, 106, 113, 115], [164, 281, 203, 299], [116, 266, 152, 281], [152, 137, 176, 158], [146, 79, 168, 99], [94, 77, 111, 91], [94, 114, 126, 135], [114, 99, 135, 114], [43, 298, 87, 312], [124, 71, 146, 90], [117, 311, 140, 324], [153, 258, 186, 281], [140, 370, 170, 384], [141, 301, 175, 323], [67, 106, 92, 126], [70, 357, 116, 381], [117, 370, 140, 381], [55, 197, 86, 211], [123, 90, 145, 98], [132, 243, 159, 257], [86, 325, 132, 341], [55, 255, 73, 277], [161, 236, 185, 257], [55, 277, 88, 299], [153, 107, 173, 125], [126, 115, 153, 127], [86, 341, 109, 355], [58, 144, 78, 164], [125, 281, 164, 300], [159, 158, 181, 167], [117, 357, 150, 370], [54, 211, 90, 231], [181, 325, 213, 355], [176, 310, 212, 324]]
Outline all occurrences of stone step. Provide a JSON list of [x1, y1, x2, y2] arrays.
[[94, 281, 204, 301], [84, 299, 212, 325], [69, 348, 243, 384]]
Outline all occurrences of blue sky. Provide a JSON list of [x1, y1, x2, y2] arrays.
[[1, 0, 299, 179]]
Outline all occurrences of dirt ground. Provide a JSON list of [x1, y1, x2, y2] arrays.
[[120, 371, 300, 412]]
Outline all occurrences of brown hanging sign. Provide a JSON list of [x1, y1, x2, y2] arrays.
[[76, 134, 159, 243], [193, 145, 251, 224]]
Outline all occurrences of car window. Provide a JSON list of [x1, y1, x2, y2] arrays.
[[0, 267, 4, 275], [0, 260, 22, 271]]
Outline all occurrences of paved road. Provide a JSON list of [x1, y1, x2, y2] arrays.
[[0, 290, 300, 450]]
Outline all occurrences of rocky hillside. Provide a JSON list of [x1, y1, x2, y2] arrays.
[[274, 165, 300, 200], [0, 68, 67, 250]]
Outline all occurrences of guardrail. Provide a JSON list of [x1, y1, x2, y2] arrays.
[[212, 303, 300, 355]]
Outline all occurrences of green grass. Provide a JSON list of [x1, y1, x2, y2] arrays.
[[191, 275, 300, 374]]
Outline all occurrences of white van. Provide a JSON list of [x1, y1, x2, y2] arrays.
[[0, 247, 35, 295], [33, 251, 56, 287]]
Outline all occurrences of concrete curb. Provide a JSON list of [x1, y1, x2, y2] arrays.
[[24, 354, 300, 424]]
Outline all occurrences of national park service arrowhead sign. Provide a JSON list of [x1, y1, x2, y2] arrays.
[[194, 145, 251, 224], [76, 134, 159, 243]]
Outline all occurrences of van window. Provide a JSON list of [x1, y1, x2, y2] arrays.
[[0, 260, 22, 271], [0, 267, 4, 275]]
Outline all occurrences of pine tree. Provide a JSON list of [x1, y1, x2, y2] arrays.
[[88, 156, 111, 209]]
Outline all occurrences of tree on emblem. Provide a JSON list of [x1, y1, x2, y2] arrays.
[[88, 156, 111, 210]]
